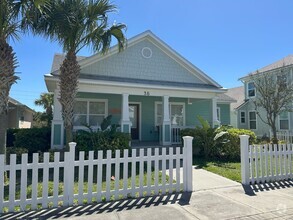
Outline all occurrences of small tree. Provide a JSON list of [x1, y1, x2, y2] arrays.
[[249, 66, 293, 143], [34, 93, 54, 127]]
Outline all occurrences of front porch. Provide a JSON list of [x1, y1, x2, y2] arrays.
[[50, 91, 220, 149]]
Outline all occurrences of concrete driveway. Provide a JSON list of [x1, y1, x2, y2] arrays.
[[1, 168, 293, 220]]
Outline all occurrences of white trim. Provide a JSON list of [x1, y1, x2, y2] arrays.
[[278, 112, 290, 130], [129, 102, 142, 141], [141, 47, 152, 59], [73, 98, 108, 130], [45, 75, 226, 95], [240, 110, 246, 125], [248, 111, 257, 130], [155, 101, 186, 126]]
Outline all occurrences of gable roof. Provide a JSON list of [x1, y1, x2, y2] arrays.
[[217, 93, 236, 103], [48, 30, 223, 89], [240, 54, 293, 80], [8, 97, 35, 113], [226, 86, 244, 110], [51, 53, 87, 72]]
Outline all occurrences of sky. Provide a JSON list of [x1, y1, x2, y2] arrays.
[[9, 0, 293, 112]]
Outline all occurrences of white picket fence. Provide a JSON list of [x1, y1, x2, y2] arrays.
[[0, 136, 193, 213], [240, 135, 293, 185]]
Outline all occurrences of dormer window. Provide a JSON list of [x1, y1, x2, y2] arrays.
[[247, 82, 255, 98]]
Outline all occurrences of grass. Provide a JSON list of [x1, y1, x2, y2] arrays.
[[3, 170, 177, 212], [194, 157, 241, 182]]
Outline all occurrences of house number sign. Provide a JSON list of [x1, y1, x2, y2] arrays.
[[144, 91, 150, 96]]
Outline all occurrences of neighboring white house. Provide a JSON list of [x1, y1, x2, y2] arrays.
[[228, 54, 293, 138], [45, 30, 234, 149], [226, 86, 244, 128], [8, 97, 35, 129]]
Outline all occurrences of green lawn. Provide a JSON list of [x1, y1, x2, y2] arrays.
[[194, 157, 241, 182]]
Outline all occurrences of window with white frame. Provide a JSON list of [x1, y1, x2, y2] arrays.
[[155, 103, 185, 126], [216, 107, 221, 121], [279, 111, 289, 130], [73, 100, 107, 127], [249, 111, 256, 129], [247, 82, 256, 98], [277, 72, 287, 88], [240, 111, 246, 124]]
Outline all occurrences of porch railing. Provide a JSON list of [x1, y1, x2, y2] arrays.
[[171, 125, 194, 144]]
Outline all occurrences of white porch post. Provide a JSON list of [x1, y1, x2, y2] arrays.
[[161, 95, 171, 145], [51, 87, 64, 149], [121, 93, 131, 133], [212, 97, 219, 127]]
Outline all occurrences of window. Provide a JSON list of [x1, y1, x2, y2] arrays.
[[277, 73, 287, 88], [73, 100, 107, 127], [247, 82, 256, 97], [155, 102, 185, 126], [216, 107, 221, 121], [279, 111, 289, 130], [249, 111, 257, 129], [240, 111, 246, 124]]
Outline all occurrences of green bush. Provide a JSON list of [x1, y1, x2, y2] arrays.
[[6, 147, 28, 164], [215, 127, 256, 160], [6, 128, 21, 147], [13, 127, 51, 153], [74, 129, 130, 156]]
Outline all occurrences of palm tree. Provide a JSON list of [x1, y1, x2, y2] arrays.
[[0, 0, 49, 155], [34, 93, 54, 126], [36, 0, 126, 147]]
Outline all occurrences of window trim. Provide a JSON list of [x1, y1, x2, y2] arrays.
[[155, 101, 186, 126], [73, 98, 108, 130], [247, 82, 256, 98], [248, 111, 257, 130], [279, 111, 290, 130], [240, 111, 246, 124]]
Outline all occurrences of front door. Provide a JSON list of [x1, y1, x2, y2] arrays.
[[129, 104, 139, 140]]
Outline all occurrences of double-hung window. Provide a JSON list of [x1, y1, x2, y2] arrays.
[[73, 99, 107, 128], [155, 102, 185, 126], [249, 111, 257, 129], [247, 82, 256, 98], [240, 111, 246, 124], [279, 111, 289, 130]]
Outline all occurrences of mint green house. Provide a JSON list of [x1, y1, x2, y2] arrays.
[[45, 31, 232, 149]]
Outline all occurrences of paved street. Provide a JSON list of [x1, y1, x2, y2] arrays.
[[1, 168, 293, 220]]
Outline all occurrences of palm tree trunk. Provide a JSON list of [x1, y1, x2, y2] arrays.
[[59, 50, 80, 149], [0, 37, 18, 155], [0, 114, 7, 155]]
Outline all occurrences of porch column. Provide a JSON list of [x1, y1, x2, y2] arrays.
[[51, 87, 64, 149], [161, 95, 171, 145], [121, 93, 131, 133], [212, 97, 219, 127]]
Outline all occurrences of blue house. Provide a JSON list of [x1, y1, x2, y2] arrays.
[[45, 31, 234, 149]]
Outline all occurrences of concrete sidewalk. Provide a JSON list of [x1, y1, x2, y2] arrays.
[[1, 168, 293, 220]]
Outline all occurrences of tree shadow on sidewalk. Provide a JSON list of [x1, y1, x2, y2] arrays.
[[242, 179, 293, 196], [0, 192, 192, 220]]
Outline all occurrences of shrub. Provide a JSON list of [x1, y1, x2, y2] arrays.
[[180, 116, 227, 158], [6, 128, 21, 147], [6, 147, 28, 164], [74, 129, 130, 157], [215, 127, 256, 160], [13, 127, 51, 153]]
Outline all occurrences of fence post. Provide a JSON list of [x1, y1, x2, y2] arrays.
[[183, 136, 193, 192], [64, 142, 76, 206], [240, 135, 250, 185]]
